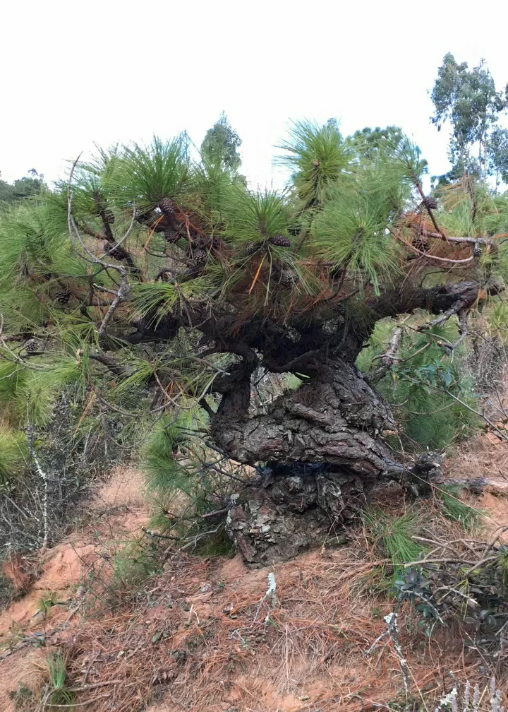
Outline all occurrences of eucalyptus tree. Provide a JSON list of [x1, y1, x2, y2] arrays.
[[431, 53, 508, 180]]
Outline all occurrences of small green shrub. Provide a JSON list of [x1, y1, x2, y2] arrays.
[[357, 319, 479, 450], [37, 590, 59, 615], [394, 545, 508, 655], [0, 426, 27, 485], [8, 684, 34, 712], [142, 409, 242, 538], [113, 540, 161, 588], [143, 417, 192, 498]]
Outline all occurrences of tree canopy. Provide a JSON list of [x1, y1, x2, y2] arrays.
[[0, 121, 506, 374], [0, 169, 45, 205], [200, 113, 242, 172], [1, 116, 507, 438], [431, 53, 508, 182]]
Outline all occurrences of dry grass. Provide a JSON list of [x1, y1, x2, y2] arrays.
[[0, 648, 47, 712], [444, 433, 508, 484], [2, 455, 508, 711], [49, 518, 505, 712]]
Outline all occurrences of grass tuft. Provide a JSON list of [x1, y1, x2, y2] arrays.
[[37, 590, 59, 615], [45, 651, 75, 710], [437, 486, 482, 531], [363, 509, 424, 572], [112, 540, 161, 588]]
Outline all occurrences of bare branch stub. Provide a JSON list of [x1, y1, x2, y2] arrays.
[[370, 327, 403, 382], [444, 309, 469, 352], [415, 182, 447, 241], [89, 352, 127, 376], [97, 268, 130, 338]]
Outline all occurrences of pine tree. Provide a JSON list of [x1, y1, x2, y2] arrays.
[[2, 118, 508, 563]]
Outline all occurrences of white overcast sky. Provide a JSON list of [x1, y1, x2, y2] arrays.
[[1, 0, 507, 189]]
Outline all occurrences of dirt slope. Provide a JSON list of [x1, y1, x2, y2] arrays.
[[0, 466, 149, 710], [442, 433, 508, 541], [1, 443, 508, 712]]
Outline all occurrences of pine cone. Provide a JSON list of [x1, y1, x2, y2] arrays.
[[55, 290, 71, 304], [245, 241, 264, 255], [191, 249, 207, 265], [279, 269, 296, 287], [423, 196, 438, 210], [159, 198, 176, 219], [384, 563, 394, 577], [103, 244, 123, 260], [412, 235, 429, 253], [24, 338, 42, 354], [473, 244, 482, 257], [269, 235, 291, 248], [164, 228, 180, 243]]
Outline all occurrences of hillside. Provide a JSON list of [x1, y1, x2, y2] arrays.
[[1, 438, 507, 712]]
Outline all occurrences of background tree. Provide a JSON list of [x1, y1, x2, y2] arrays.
[[348, 126, 407, 162], [2, 112, 508, 564], [0, 168, 45, 205], [200, 112, 242, 172], [431, 54, 508, 181], [487, 127, 508, 188]]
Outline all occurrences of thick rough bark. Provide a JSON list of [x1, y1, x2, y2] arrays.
[[225, 469, 365, 566], [213, 357, 396, 478], [211, 356, 444, 565], [124, 279, 492, 565], [224, 455, 442, 566]]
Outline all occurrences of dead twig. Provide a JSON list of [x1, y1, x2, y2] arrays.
[[142, 528, 181, 541], [98, 268, 130, 338], [370, 327, 402, 381], [41, 693, 111, 707]]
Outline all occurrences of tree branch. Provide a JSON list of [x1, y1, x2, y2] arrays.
[[416, 184, 447, 239], [393, 230, 475, 264], [445, 309, 469, 351], [98, 269, 130, 338], [370, 327, 402, 382], [421, 229, 499, 250], [89, 352, 127, 376]]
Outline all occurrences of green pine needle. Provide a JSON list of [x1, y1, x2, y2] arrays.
[[277, 120, 352, 208], [116, 134, 191, 209], [364, 509, 424, 569]]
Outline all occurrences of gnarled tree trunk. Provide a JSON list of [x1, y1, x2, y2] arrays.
[[211, 355, 440, 565], [128, 280, 494, 564], [214, 357, 395, 473]]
